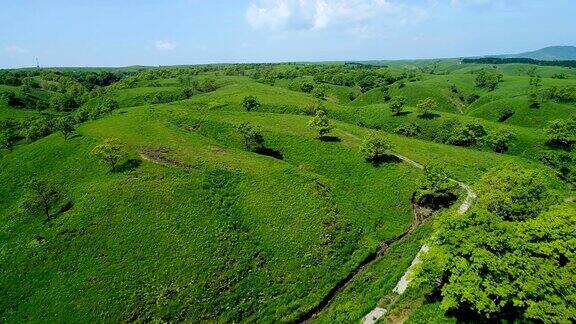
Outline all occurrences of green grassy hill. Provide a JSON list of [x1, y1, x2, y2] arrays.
[[1, 60, 574, 322]]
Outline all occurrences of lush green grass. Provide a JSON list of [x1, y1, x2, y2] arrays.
[[1, 60, 574, 323], [0, 102, 424, 322]]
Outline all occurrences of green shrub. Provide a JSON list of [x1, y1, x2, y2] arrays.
[[394, 122, 421, 137], [242, 95, 261, 112]]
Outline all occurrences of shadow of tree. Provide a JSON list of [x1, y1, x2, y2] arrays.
[[255, 147, 284, 160], [368, 154, 402, 167], [320, 136, 342, 142], [418, 113, 441, 120], [116, 158, 142, 173]]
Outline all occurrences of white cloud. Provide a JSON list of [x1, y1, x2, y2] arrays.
[[450, 0, 514, 8], [245, 0, 428, 32], [155, 40, 176, 51], [4, 45, 30, 57]]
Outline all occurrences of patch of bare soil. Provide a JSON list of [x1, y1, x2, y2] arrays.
[[139, 147, 195, 171]]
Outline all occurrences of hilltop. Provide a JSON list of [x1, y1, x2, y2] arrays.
[[492, 45, 576, 61]]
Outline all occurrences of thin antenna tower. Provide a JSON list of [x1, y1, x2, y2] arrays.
[[36, 57, 40, 68]]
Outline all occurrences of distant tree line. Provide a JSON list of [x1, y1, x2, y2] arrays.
[[462, 57, 576, 68]]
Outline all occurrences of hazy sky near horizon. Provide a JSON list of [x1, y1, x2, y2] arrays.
[[1, 0, 575, 68]]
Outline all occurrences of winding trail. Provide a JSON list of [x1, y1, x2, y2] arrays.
[[300, 131, 477, 324], [361, 165, 476, 324]]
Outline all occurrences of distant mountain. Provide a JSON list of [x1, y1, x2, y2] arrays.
[[491, 46, 576, 61]]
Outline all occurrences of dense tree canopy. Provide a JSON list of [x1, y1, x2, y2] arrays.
[[416, 165, 574, 323]]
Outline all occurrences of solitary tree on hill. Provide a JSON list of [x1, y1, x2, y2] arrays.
[[22, 176, 66, 222], [237, 122, 265, 152], [360, 132, 392, 164], [389, 96, 407, 116], [55, 116, 76, 140], [90, 138, 128, 172], [309, 110, 332, 139], [416, 97, 437, 118]]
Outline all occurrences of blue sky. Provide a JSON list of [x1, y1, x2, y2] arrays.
[[1, 0, 575, 68]]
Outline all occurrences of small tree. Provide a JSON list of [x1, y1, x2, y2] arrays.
[[389, 96, 407, 116], [312, 87, 326, 100], [0, 128, 18, 152], [447, 123, 487, 146], [486, 130, 515, 153], [90, 138, 127, 172], [300, 82, 314, 93], [546, 117, 576, 148], [242, 95, 261, 112], [55, 116, 76, 140], [394, 122, 421, 137], [309, 110, 332, 139], [528, 89, 541, 108], [22, 176, 65, 222], [416, 97, 437, 118], [360, 132, 392, 164], [415, 164, 457, 208], [498, 107, 515, 122], [237, 122, 265, 152]]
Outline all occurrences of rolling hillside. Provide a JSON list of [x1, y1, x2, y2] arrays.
[[1, 60, 574, 323]]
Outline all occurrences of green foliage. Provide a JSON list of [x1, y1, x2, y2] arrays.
[[419, 204, 576, 323], [389, 96, 407, 116], [55, 115, 76, 140], [497, 107, 515, 122], [300, 82, 314, 93], [477, 165, 557, 221], [529, 75, 541, 86], [90, 138, 127, 172], [242, 95, 261, 112], [528, 89, 541, 108], [538, 150, 576, 186], [542, 85, 576, 103], [22, 117, 54, 142], [237, 122, 265, 152], [49, 93, 78, 111], [359, 132, 392, 164], [417, 166, 573, 322], [21, 176, 66, 222], [394, 122, 421, 137], [446, 123, 487, 146], [312, 86, 326, 100], [304, 101, 326, 116], [308, 110, 332, 138], [0, 119, 20, 152], [474, 69, 503, 91], [415, 164, 456, 208], [485, 129, 515, 153], [546, 116, 576, 148], [416, 97, 437, 118], [0, 128, 17, 152]]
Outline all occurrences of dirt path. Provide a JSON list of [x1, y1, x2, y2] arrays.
[[360, 166, 476, 324], [306, 130, 478, 324]]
